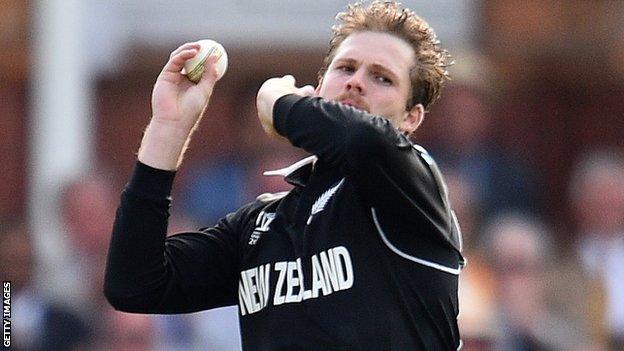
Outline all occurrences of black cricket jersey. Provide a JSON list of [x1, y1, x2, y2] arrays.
[[105, 95, 466, 350]]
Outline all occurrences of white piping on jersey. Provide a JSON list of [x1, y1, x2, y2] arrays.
[[371, 207, 462, 275], [412, 144, 435, 166], [263, 155, 317, 177], [451, 210, 463, 252], [412, 144, 464, 254]]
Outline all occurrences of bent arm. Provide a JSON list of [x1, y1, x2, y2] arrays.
[[104, 43, 240, 313], [104, 162, 239, 313], [272, 95, 463, 254]]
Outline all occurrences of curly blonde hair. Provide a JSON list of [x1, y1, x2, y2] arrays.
[[319, 1, 452, 109]]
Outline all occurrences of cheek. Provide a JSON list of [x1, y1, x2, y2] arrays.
[[317, 75, 338, 97], [374, 93, 406, 116]]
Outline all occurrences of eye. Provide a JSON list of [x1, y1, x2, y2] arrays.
[[373, 74, 393, 85], [336, 65, 355, 73]]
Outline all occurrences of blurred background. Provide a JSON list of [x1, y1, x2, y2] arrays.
[[1, 0, 623, 350]]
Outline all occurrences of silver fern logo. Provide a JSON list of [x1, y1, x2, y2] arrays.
[[307, 178, 345, 225]]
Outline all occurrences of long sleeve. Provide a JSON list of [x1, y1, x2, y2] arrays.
[[104, 162, 240, 314], [273, 94, 462, 254]]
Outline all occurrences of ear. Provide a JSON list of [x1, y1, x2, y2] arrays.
[[399, 103, 425, 134], [314, 76, 324, 95]]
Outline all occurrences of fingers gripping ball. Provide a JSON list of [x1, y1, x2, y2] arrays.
[[183, 39, 228, 83]]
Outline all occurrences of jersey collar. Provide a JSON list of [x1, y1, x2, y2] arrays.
[[263, 155, 317, 187]]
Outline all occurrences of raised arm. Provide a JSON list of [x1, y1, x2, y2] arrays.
[[104, 43, 240, 313], [257, 81, 462, 254], [139, 42, 219, 170]]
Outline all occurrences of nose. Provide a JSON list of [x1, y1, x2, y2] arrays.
[[345, 69, 365, 94]]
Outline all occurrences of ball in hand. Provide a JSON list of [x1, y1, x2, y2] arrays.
[[183, 39, 228, 83]]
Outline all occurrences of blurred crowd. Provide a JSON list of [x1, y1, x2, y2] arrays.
[[2, 81, 624, 351]]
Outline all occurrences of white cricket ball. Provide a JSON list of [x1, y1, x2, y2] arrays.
[[183, 39, 228, 83]]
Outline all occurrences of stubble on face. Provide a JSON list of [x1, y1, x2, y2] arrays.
[[315, 31, 416, 127]]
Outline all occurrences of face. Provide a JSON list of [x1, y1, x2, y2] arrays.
[[316, 31, 424, 133]]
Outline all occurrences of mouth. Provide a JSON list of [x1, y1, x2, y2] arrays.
[[340, 99, 367, 112], [341, 99, 356, 107]]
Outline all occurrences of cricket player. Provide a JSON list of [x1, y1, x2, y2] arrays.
[[105, 1, 465, 349]]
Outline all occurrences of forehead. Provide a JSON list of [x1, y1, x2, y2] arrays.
[[331, 31, 416, 76]]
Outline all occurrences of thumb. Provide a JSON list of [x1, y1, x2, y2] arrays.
[[297, 85, 315, 97]]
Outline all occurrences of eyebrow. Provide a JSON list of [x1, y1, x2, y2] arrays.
[[334, 58, 400, 82]]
